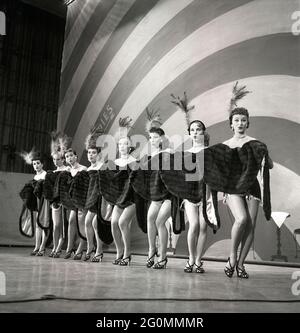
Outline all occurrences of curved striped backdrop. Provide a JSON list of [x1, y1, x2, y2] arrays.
[[58, 0, 300, 261]]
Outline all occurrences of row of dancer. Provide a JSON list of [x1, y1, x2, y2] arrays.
[[19, 83, 272, 278]]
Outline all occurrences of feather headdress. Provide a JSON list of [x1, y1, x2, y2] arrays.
[[145, 107, 162, 132], [171, 91, 195, 128], [19, 148, 41, 165], [50, 131, 61, 156], [115, 116, 132, 141], [85, 124, 103, 150], [228, 81, 251, 113], [56, 134, 72, 156]]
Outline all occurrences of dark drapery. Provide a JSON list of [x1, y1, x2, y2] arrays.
[[0, 0, 65, 172]]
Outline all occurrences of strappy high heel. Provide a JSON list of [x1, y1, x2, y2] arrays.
[[91, 253, 103, 263], [84, 251, 94, 261], [153, 257, 168, 269], [64, 249, 74, 259], [146, 251, 157, 268], [194, 261, 205, 274], [30, 249, 38, 256], [236, 265, 249, 279], [224, 257, 235, 278], [36, 249, 46, 257], [119, 255, 131, 266], [112, 254, 124, 265], [53, 250, 62, 258], [48, 249, 55, 257], [184, 261, 194, 273], [73, 251, 84, 260]]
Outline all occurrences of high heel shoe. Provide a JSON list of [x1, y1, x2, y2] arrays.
[[91, 253, 103, 263], [53, 250, 62, 258], [184, 261, 194, 273], [36, 249, 46, 256], [194, 261, 205, 274], [153, 257, 168, 269], [112, 254, 123, 265], [84, 251, 94, 261], [73, 251, 84, 260], [64, 250, 74, 259], [236, 265, 249, 279], [30, 249, 38, 256], [49, 249, 55, 257], [224, 257, 235, 278], [146, 251, 157, 268], [119, 255, 131, 266]]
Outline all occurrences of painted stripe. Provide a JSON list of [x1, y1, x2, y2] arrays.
[[63, 0, 194, 134], [131, 34, 300, 138], [108, 0, 298, 137], [64, 0, 89, 41], [161, 76, 300, 140], [59, 0, 136, 131], [62, 0, 252, 132], [73, 33, 299, 159], [91, 0, 253, 138], [60, 0, 160, 132], [60, 0, 117, 100], [63, 0, 102, 70]]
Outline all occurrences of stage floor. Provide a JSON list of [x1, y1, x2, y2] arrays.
[[0, 247, 299, 313]]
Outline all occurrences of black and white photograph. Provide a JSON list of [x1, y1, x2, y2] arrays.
[[0, 0, 300, 321]]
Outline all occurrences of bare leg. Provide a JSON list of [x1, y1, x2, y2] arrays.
[[55, 206, 65, 253], [85, 210, 96, 255], [34, 222, 42, 252], [111, 206, 124, 260], [119, 204, 135, 258], [39, 230, 48, 252], [155, 200, 171, 262], [74, 210, 87, 256], [51, 205, 64, 253], [238, 197, 259, 267], [185, 201, 200, 265], [225, 195, 248, 269], [195, 205, 208, 266], [66, 210, 77, 253], [92, 215, 103, 256], [147, 201, 161, 258]]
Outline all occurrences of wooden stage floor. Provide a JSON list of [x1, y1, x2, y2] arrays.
[[0, 247, 299, 313]]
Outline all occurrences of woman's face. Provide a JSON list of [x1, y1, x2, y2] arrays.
[[65, 151, 77, 166], [231, 114, 248, 134], [118, 137, 131, 156], [149, 132, 162, 149], [87, 148, 99, 163], [189, 122, 204, 143], [32, 160, 43, 172], [52, 154, 64, 168]]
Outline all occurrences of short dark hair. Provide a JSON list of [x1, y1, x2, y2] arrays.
[[31, 152, 44, 164], [188, 120, 210, 146], [64, 148, 77, 157], [188, 120, 206, 134], [229, 107, 250, 127], [149, 127, 165, 136], [87, 146, 101, 154]]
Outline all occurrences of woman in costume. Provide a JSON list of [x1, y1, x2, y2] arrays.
[[182, 120, 209, 273], [204, 82, 273, 278], [19, 149, 49, 256], [161, 93, 217, 273], [99, 118, 136, 266], [83, 128, 112, 262], [57, 145, 87, 259], [131, 110, 173, 269], [46, 133, 69, 258]]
